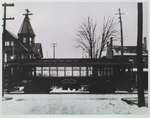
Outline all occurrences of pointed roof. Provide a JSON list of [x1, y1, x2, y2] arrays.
[[5, 30, 18, 40], [32, 43, 43, 58], [18, 9, 35, 37], [5, 30, 28, 52]]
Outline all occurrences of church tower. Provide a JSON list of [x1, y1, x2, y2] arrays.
[[18, 9, 35, 59]]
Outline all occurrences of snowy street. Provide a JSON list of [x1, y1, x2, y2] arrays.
[[2, 94, 148, 114]]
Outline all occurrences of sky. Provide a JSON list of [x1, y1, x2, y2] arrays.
[[2, 1, 148, 58]]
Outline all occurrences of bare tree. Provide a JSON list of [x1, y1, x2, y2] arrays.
[[76, 16, 98, 59], [99, 17, 118, 58], [76, 16, 117, 59]]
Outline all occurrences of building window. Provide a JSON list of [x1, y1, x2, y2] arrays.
[[29, 38, 32, 45], [23, 37, 26, 43], [21, 54, 24, 59], [29, 54, 32, 59], [11, 41, 14, 46], [11, 67, 14, 76], [10, 55, 14, 60], [5, 41, 10, 46], [4, 53, 7, 62]]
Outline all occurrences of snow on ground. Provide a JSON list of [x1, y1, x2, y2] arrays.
[[50, 87, 89, 93], [2, 94, 148, 114]]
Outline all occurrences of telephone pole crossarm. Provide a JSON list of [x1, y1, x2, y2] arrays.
[[2, 3, 14, 7], [2, 17, 15, 20]]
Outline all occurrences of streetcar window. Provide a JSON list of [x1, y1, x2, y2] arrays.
[[81, 67, 86, 76], [73, 67, 80, 76], [43, 67, 49, 77], [58, 67, 64, 77], [66, 67, 72, 76], [50, 67, 57, 77]]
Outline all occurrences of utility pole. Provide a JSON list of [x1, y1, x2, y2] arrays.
[[115, 8, 124, 57], [137, 2, 145, 107], [52, 43, 57, 58], [2, 3, 14, 97]]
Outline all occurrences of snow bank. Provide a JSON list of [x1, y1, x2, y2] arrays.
[[2, 94, 148, 114]]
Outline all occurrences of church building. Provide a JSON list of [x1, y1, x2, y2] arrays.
[[3, 9, 43, 90], [4, 9, 43, 64]]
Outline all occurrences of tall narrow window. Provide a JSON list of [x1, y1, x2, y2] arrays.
[[23, 37, 26, 43], [11, 41, 14, 46], [21, 54, 24, 59], [11, 67, 14, 76], [29, 54, 32, 59], [29, 38, 32, 45], [4, 53, 7, 62]]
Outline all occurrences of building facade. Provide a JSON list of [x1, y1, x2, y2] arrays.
[[105, 38, 148, 90], [3, 9, 43, 90]]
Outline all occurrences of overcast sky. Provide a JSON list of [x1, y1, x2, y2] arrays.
[[4, 1, 148, 58]]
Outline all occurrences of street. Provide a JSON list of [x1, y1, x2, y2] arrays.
[[2, 94, 148, 114]]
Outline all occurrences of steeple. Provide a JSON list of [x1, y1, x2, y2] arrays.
[[18, 9, 35, 49], [18, 9, 35, 37], [17, 9, 36, 60]]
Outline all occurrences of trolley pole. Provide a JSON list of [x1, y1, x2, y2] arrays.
[[2, 3, 14, 97], [137, 2, 145, 107]]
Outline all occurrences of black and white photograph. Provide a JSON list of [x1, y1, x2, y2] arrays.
[[1, 0, 149, 115]]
